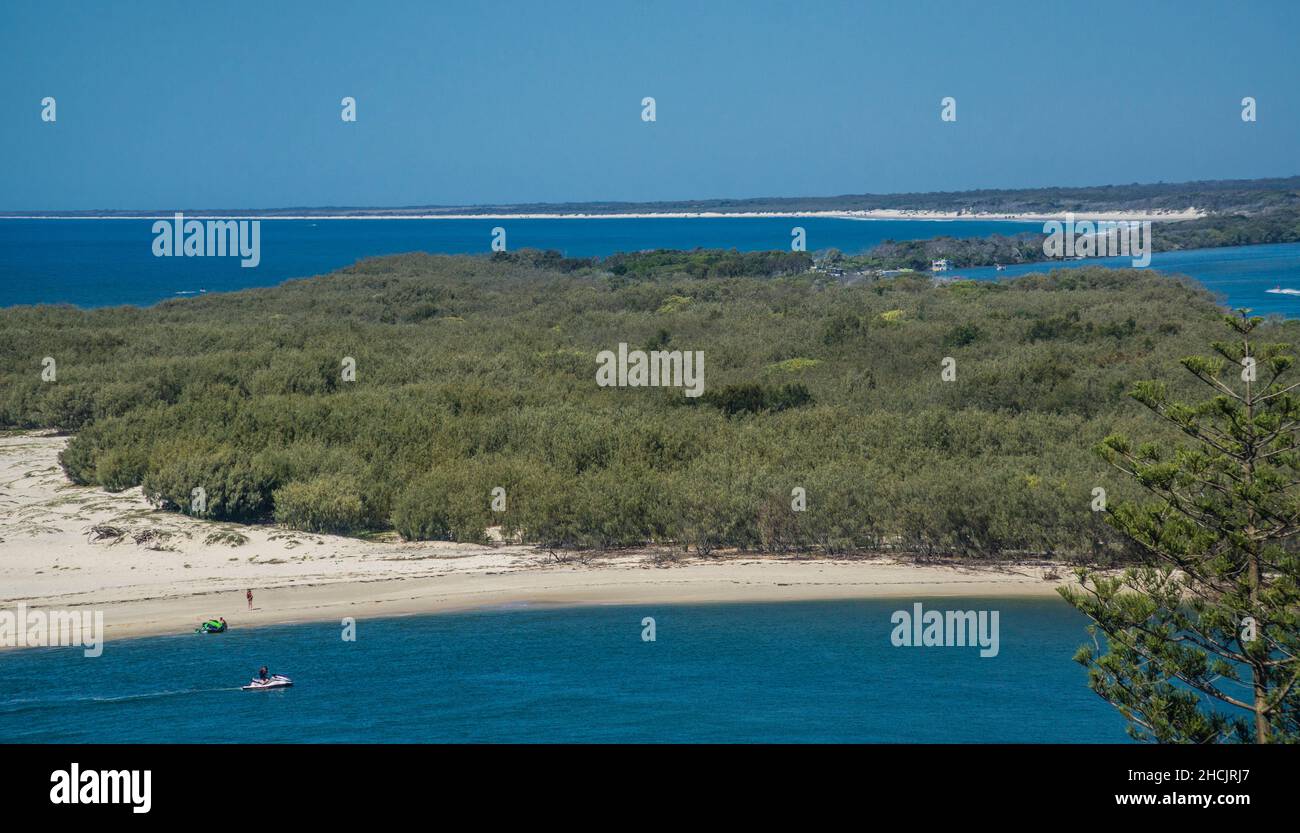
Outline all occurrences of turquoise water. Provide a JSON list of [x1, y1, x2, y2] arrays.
[[0, 599, 1130, 743], [0, 217, 1039, 308]]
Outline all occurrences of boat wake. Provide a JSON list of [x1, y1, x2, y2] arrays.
[[0, 686, 243, 715]]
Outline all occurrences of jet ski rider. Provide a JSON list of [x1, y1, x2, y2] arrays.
[[259, 666, 269, 681]]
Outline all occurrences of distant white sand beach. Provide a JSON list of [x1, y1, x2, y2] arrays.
[[3, 208, 1205, 222]]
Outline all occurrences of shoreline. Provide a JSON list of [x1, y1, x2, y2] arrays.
[[0, 208, 1204, 222], [1, 432, 1076, 647], [9, 559, 1075, 646]]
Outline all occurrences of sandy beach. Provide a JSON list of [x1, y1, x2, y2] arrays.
[[1, 432, 1074, 644]]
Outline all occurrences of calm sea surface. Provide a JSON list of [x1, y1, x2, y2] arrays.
[[1, 217, 1297, 314], [0, 598, 1131, 743], [958, 241, 1300, 317]]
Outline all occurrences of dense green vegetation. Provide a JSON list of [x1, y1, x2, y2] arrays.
[[1, 251, 1285, 560], [496, 248, 812, 280], [824, 206, 1300, 272]]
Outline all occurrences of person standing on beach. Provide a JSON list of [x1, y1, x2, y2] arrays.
[[247, 589, 253, 609]]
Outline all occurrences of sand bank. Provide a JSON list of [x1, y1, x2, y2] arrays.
[[1, 433, 1075, 644]]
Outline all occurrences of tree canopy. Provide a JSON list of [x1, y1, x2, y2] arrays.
[[0, 252, 1265, 559]]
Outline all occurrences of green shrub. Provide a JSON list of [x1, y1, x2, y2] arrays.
[[272, 475, 370, 534], [391, 469, 491, 544], [142, 446, 275, 521], [58, 432, 101, 485], [701, 382, 813, 416], [95, 447, 147, 492]]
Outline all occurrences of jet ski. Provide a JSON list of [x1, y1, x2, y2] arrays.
[[195, 619, 227, 634], [242, 675, 293, 691]]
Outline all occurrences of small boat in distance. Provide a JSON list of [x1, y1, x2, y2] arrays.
[[1266, 286, 1300, 296]]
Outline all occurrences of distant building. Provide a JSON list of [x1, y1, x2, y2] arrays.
[[931, 258, 952, 272]]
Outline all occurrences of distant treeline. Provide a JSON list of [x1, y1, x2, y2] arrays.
[[488, 248, 813, 280], [605, 176, 1300, 216], [830, 206, 1300, 271], [0, 252, 1271, 561], [8, 175, 1298, 218]]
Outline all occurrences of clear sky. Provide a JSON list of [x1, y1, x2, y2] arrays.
[[1, 0, 1297, 209]]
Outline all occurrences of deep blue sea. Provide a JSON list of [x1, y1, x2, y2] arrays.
[[0, 216, 1028, 308], [2, 217, 1298, 314], [0, 217, 1041, 308], [0, 598, 1130, 743]]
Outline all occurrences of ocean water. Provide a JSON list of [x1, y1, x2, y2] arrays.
[[0, 598, 1131, 743], [2, 218, 1298, 315], [956, 242, 1300, 318], [0, 217, 1041, 308]]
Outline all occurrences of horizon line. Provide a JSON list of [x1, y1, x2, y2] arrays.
[[2, 173, 1296, 216]]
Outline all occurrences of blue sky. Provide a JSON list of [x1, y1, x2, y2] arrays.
[[1, 0, 1297, 209]]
